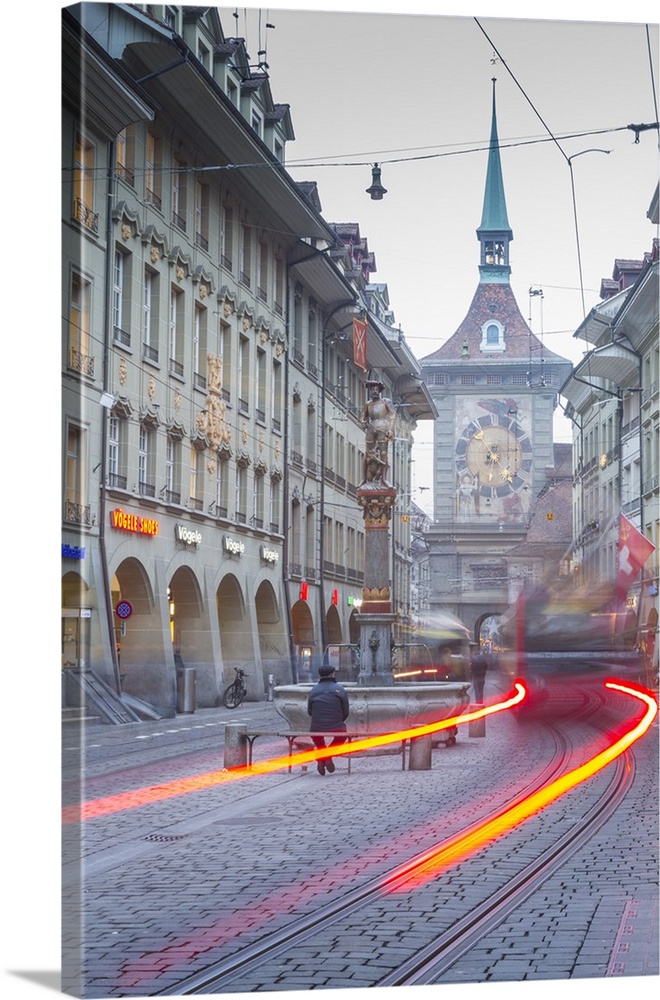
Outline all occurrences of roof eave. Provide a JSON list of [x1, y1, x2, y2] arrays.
[[119, 38, 336, 243]]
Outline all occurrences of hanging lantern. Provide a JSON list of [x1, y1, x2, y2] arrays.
[[366, 163, 387, 200]]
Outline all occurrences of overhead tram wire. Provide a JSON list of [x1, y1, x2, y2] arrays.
[[473, 16, 658, 342], [62, 125, 639, 179], [645, 23, 660, 152]]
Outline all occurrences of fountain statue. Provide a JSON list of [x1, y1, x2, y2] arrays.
[[274, 380, 472, 744]]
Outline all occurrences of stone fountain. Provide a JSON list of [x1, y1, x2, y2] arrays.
[[272, 679, 471, 735], [274, 381, 472, 740]]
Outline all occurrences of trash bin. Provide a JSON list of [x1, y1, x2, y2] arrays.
[[176, 667, 196, 714]]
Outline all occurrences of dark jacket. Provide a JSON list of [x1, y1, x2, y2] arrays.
[[307, 678, 349, 731]]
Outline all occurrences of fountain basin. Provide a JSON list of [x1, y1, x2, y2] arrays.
[[273, 681, 471, 733]]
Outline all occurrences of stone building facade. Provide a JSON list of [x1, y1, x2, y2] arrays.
[[62, 4, 434, 716], [561, 186, 659, 675]]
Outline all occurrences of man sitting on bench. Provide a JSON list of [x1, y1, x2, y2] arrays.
[[307, 665, 350, 775]]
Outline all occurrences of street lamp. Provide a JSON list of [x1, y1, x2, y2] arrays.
[[366, 163, 387, 200]]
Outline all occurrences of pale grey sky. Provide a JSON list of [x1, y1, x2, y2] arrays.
[[223, 2, 659, 511]]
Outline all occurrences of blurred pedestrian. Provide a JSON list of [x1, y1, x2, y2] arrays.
[[307, 664, 349, 775], [470, 645, 489, 703]]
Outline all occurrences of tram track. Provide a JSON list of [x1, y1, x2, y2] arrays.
[[378, 750, 635, 986], [154, 719, 583, 996], [70, 682, 653, 997]]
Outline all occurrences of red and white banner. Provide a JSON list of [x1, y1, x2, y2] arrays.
[[617, 513, 655, 601], [352, 316, 367, 372]]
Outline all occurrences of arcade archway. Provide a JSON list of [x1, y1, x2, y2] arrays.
[[291, 598, 315, 681], [111, 557, 166, 706], [255, 579, 289, 687], [326, 603, 342, 644], [62, 571, 90, 670], [216, 573, 255, 691]]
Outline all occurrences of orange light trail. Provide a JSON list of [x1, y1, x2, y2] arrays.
[[393, 668, 444, 679], [62, 682, 527, 824], [116, 680, 655, 990], [387, 680, 657, 891]]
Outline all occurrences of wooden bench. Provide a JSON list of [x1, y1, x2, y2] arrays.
[[241, 729, 413, 773]]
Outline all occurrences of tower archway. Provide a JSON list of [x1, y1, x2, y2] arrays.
[[475, 611, 503, 651]]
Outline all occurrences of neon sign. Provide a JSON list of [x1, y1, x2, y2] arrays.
[[62, 544, 86, 559], [110, 508, 160, 536]]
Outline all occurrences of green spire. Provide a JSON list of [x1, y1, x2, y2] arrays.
[[478, 78, 511, 233], [477, 79, 513, 282]]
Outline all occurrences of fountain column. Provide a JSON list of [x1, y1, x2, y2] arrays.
[[356, 381, 398, 686]]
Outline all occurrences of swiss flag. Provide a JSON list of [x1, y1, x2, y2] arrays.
[[616, 513, 655, 602], [352, 317, 367, 372]]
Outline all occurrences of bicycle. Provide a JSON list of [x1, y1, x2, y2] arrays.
[[222, 667, 247, 709]]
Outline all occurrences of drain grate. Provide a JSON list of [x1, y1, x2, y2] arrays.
[[144, 832, 191, 842]]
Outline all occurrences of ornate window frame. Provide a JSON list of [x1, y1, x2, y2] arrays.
[[480, 319, 506, 353]]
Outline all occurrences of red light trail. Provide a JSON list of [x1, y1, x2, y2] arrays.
[[62, 681, 656, 829], [62, 682, 527, 824], [386, 680, 657, 891], [114, 679, 656, 990]]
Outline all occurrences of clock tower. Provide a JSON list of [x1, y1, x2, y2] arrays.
[[420, 80, 572, 639]]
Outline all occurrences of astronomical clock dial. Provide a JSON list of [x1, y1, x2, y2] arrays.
[[456, 413, 532, 498]]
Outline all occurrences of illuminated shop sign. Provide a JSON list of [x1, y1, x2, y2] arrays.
[[260, 544, 279, 565], [62, 544, 86, 560], [110, 508, 160, 536], [223, 535, 245, 557], [176, 524, 202, 548]]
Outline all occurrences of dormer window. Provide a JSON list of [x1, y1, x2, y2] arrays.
[[197, 41, 210, 71], [480, 319, 505, 353]]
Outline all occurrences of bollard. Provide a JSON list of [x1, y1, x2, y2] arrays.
[[408, 733, 432, 770], [224, 723, 248, 769], [267, 673, 274, 702], [469, 707, 486, 738]]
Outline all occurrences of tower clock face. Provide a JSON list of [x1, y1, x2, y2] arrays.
[[456, 413, 532, 499]]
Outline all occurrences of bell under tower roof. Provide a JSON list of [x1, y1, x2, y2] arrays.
[[476, 78, 513, 283]]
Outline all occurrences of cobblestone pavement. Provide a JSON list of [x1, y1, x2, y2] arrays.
[[60, 676, 658, 998]]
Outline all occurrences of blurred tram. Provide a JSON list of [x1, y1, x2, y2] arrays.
[[393, 612, 471, 682], [497, 580, 649, 713]]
